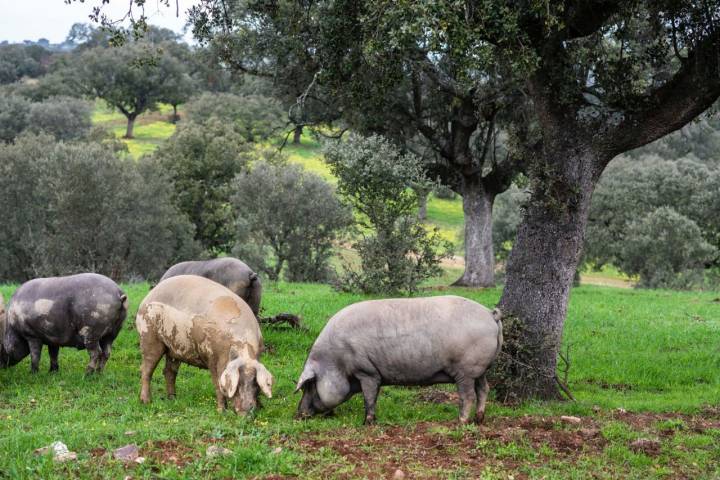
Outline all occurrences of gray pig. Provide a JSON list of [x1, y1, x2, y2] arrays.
[[160, 257, 262, 316], [136, 275, 274, 414], [0, 273, 128, 374], [295, 296, 503, 424]]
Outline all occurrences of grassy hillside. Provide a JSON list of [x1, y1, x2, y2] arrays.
[[0, 283, 718, 478]]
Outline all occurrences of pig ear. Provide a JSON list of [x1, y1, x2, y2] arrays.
[[219, 357, 244, 398], [253, 361, 274, 398], [294, 365, 316, 393]]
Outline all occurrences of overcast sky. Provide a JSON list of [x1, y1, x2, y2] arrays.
[[1, 0, 197, 43]]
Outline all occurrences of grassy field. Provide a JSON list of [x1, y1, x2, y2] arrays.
[[1, 283, 719, 478]]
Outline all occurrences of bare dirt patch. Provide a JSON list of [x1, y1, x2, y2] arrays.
[[289, 416, 606, 479], [144, 439, 196, 467], [287, 408, 720, 479]]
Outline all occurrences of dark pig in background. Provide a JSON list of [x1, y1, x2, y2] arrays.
[[160, 257, 262, 316], [0, 273, 128, 374]]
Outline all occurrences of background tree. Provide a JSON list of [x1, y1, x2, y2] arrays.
[[232, 161, 352, 281], [184, 92, 286, 142], [74, 42, 187, 138], [0, 43, 51, 84], [26, 96, 92, 140], [188, 0, 524, 289], [620, 207, 716, 289], [0, 133, 198, 282], [0, 95, 31, 143], [585, 155, 720, 287], [325, 134, 452, 293], [152, 119, 250, 254]]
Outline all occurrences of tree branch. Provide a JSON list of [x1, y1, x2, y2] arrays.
[[604, 30, 720, 156]]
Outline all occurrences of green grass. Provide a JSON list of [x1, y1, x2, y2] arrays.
[[110, 122, 177, 158], [92, 101, 179, 159], [1, 283, 719, 478]]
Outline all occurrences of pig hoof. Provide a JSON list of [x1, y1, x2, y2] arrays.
[[474, 413, 485, 425], [49, 367, 59, 373], [458, 417, 471, 425], [363, 416, 376, 426]]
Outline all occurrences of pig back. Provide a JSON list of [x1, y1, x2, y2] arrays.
[[317, 296, 500, 384], [139, 275, 261, 353]]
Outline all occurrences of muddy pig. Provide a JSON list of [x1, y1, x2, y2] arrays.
[[295, 296, 503, 424], [136, 275, 274, 414], [160, 257, 262, 316], [0, 273, 128, 374]]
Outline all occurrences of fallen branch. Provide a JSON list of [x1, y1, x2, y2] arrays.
[[259, 313, 305, 330]]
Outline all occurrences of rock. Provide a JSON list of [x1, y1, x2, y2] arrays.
[[206, 445, 232, 458], [272, 447, 282, 455], [560, 415, 582, 425], [134, 457, 146, 464], [393, 469, 405, 479], [630, 438, 661, 456], [114, 444, 140, 462], [616, 407, 627, 414], [34, 441, 77, 462], [124, 431, 136, 436]]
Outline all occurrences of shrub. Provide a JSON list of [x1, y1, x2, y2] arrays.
[[0, 134, 198, 282], [0, 95, 30, 142], [325, 134, 452, 293], [152, 119, 252, 254], [232, 161, 352, 282], [26, 96, 92, 140], [586, 155, 720, 287], [619, 207, 717, 289], [185, 92, 286, 142]]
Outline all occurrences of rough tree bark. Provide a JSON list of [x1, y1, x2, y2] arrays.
[[496, 141, 601, 399], [292, 125, 303, 144], [453, 177, 496, 288], [417, 188, 428, 221], [125, 115, 137, 139]]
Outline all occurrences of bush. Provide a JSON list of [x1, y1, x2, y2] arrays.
[[185, 92, 286, 142], [26, 96, 92, 140], [0, 134, 198, 282], [0, 95, 92, 143], [0, 95, 30, 142], [325, 134, 452, 293], [231, 161, 352, 282], [152, 119, 252, 253], [619, 207, 717, 289], [586, 155, 720, 287]]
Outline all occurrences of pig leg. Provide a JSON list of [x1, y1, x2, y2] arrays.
[[356, 374, 381, 425], [140, 342, 165, 404], [209, 366, 227, 412], [474, 375, 490, 424], [28, 338, 42, 373], [97, 338, 113, 372], [163, 356, 181, 399], [48, 344, 60, 372], [85, 341, 103, 375], [456, 377, 477, 424]]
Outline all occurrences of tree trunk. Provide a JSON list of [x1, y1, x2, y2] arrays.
[[292, 125, 303, 144], [125, 116, 136, 139], [495, 148, 601, 401], [417, 189, 429, 221], [171, 105, 179, 124], [453, 178, 496, 288]]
